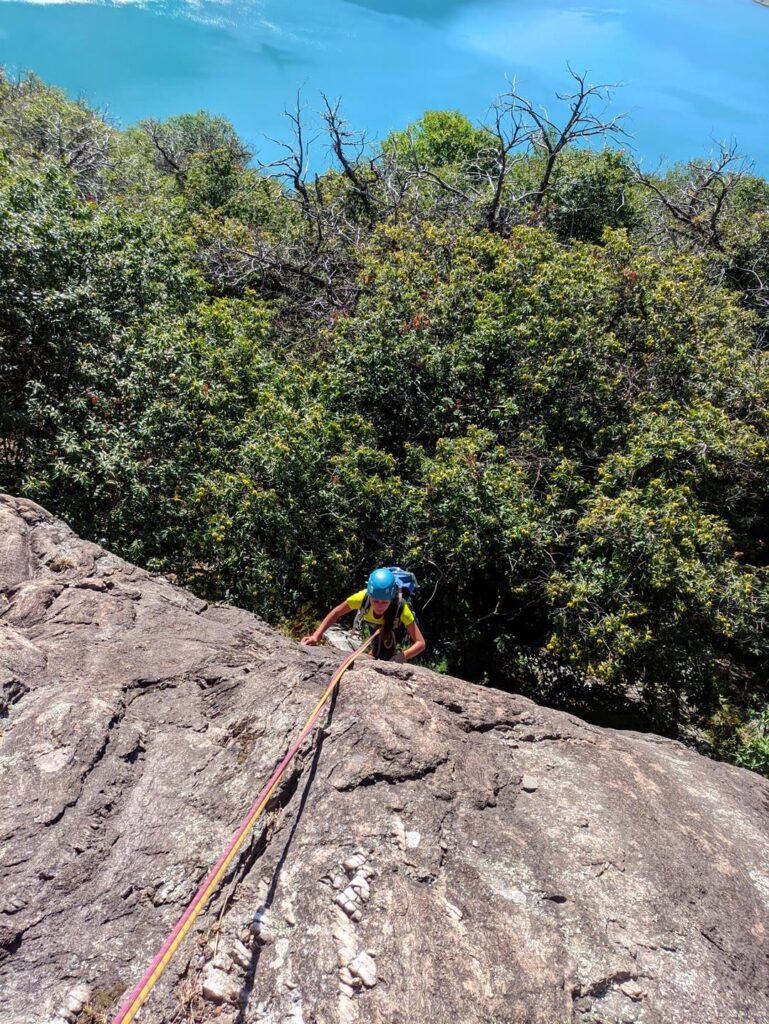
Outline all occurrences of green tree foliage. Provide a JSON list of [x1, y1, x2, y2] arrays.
[[383, 110, 494, 168], [546, 148, 643, 242], [325, 224, 769, 720], [0, 157, 199, 493], [140, 111, 252, 183], [183, 148, 246, 212], [707, 701, 769, 775], [0, 71, 113, 196], [636, 148, 769, 345], [2, 71, 769, 770]]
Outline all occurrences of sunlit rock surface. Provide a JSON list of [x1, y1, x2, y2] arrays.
[[1, 494, 768, 1024]]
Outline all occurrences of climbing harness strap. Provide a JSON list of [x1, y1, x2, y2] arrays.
[[354, 594, 404, 636], [111, 631, 379, 1024]]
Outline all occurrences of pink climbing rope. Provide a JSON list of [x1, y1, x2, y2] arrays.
[[111, 632, 377, 1024]]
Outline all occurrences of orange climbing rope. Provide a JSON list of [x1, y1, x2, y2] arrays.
[[111, 631, 378, 1024]]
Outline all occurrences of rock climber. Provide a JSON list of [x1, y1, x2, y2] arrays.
[[301, 567, 426, 663]]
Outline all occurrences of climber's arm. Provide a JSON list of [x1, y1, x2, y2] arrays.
[[301, 601, 353, 645], [393, 621, 425, 663]]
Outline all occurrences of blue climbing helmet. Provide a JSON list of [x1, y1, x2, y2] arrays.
[[357, 567, 420, 636], [367, 567, 398, 601], [366, 566, 419, 602]]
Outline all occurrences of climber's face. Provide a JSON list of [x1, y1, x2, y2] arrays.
[[370, 598, 391, 617]]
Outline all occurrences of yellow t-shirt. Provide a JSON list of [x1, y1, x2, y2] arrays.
[[346, 590, 415, 628]]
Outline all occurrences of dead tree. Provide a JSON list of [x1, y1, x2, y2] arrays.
[[259, 94, 317, 221], [392, 69, 627, 234], [321, 95, 379, 219], [505, 68, 628, 209], [634, 141, 749, 254], [636, 144, 769, 346], [202, 97, 374, 317], [475, 98, 537, 233]]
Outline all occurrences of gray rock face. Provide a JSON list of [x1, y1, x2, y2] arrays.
[[1, 493, 768, 1024]]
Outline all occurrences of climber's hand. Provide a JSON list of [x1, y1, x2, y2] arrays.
[[301, 634, 321, 646], [391, 652, 406, 664]]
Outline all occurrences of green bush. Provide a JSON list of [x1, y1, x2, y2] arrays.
[[2, 73, 769, 756]]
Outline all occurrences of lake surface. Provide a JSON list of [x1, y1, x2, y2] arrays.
[[1, 0, 768, 171]]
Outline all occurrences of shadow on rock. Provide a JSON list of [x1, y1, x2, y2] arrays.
[[235, 687, 338, 1022]]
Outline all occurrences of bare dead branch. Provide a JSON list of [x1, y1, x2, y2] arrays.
[[497, 68, 629, 208], [320, 95, 378, 217], [258, 94, 318, 221], [635, 141, 749, 253]]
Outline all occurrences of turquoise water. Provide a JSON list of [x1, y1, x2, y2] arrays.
[[1, 0, 768, 170]]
